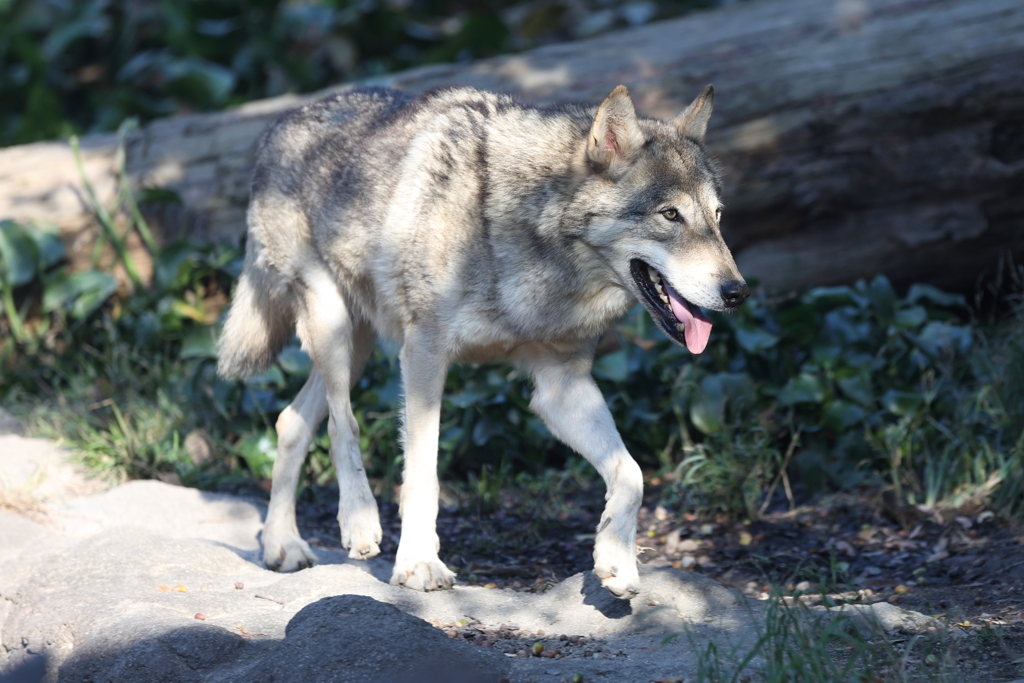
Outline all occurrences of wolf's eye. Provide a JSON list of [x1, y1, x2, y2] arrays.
[[661, 208, 679, 222]]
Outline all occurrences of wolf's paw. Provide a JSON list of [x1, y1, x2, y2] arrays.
[[594, 550, 640, 599], [340, 517, 383, 560], [389, 557, 456, 592], [263, 532, 318, 572]]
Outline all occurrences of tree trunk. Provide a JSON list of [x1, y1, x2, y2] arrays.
[[2, 0, 1022, 292]]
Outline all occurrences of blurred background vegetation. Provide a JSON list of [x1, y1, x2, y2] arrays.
[[0, 0, 721, 148], [1, 0, 1021, 525]]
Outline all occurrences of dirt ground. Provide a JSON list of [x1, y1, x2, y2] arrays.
[[292, 477, 1024, 680]]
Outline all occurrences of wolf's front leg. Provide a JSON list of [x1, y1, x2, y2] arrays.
[[524, 344, 643, 599], [390, 331, 456, 591]]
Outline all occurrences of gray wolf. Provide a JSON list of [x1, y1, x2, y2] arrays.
[[217, 84, 748, 599]]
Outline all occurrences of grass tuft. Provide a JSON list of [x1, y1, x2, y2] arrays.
[[684, 594, 959, 683]]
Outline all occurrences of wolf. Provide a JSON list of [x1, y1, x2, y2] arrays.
[[217, 83, 748, 599]]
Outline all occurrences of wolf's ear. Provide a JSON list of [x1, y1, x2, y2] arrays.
[[673, 84, 714, 144], [587, 85, 645, 175]]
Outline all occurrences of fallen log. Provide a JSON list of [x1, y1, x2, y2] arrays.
[[2, 0, 1022, 292]]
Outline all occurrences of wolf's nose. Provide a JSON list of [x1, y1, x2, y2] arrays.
[[721, 280, 750, 308]]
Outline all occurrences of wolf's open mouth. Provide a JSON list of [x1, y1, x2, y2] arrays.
[[630, 259, 712, 354]]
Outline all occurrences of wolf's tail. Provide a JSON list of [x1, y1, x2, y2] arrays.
[[217, 248, 295, 380]]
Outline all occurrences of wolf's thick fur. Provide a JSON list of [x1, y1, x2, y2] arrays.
[[218, 84, 747, 598]]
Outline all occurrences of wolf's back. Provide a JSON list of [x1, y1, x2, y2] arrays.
[[218, 91, 404, 379]]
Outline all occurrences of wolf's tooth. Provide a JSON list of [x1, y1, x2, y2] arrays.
[[655, 282, 664, 294], [648, 267, 661, 283], [676, 322, 685, 332], [660, 294, 670, 304]]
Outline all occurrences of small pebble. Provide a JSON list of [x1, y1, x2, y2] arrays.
[[234, 582, 244, 590], [532, 642, 545, 656], [974, 597, 983, 606], [194, 613, 206, 620]]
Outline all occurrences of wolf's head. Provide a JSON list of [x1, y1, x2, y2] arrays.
[[575, 85, 748, 354]]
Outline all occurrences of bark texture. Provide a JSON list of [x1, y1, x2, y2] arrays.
[[2, 0, 1022, 292]]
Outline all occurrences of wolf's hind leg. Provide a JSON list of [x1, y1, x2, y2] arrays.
[[390, 329, 456, 591], [296, 268, 383, 561], [264, 369, 327, 572], [524, 344, 643, 599], [331, 318, 382, 560]]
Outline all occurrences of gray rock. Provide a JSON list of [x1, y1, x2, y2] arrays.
[[818, 601, 940, 633], [55, 595, 506, 683], [0, 436, 105, 507], [0, 439, 947, 683], [230, 595, 506, 683], [58, 615, 249, 683]]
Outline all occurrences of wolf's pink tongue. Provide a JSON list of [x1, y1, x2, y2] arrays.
[[664, 283, 713, 354]]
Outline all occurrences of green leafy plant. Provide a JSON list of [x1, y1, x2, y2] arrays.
[[0, 218, 70, 344], [0, 0, 720, 147]]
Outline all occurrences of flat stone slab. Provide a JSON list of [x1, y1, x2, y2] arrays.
[[0, 435, 106, 507], [0, 437, 942, 683]]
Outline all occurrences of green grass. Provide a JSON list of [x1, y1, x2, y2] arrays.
[[684, 595, 960, 683]]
